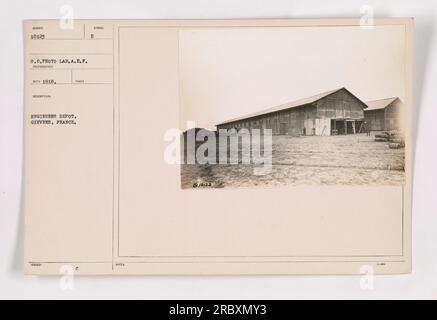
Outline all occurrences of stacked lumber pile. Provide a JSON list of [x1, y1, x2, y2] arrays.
[[374, 132, 390, 142], [374, 131, 405, 149]]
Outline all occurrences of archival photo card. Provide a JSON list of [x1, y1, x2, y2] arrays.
[[24, 19, 413, 275]]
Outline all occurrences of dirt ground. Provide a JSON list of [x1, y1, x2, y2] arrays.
[[181, 133, 405, 189]]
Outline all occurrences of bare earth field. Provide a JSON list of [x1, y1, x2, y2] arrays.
[[181, 134, 405, 189]]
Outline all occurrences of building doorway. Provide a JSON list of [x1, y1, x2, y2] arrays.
[[280, 123, 287, 135], [331, 119, 363, 135], [331, 120, 345, 135]]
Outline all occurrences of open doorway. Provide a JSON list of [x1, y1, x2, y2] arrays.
[[331, 119, 363, 135]]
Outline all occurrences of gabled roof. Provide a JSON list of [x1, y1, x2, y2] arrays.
[[216, 87, 366, 126], [365, 97, 398, 111]]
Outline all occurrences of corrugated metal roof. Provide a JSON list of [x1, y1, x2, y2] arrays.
[[365, 97, 398, 111], [217, 87, 362, 126]]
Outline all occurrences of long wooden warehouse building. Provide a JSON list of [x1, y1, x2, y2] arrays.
[[216, 88, 369, 136]]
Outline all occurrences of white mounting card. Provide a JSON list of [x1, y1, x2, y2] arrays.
[[23, 19, 413, 275]]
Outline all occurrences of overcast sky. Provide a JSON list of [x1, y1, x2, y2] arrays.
[[179, 25, 406, 130]]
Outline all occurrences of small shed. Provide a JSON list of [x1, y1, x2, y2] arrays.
[[364, 97, 403, 132]]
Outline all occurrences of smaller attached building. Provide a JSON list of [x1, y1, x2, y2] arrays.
[[364, 97, 403, 132]]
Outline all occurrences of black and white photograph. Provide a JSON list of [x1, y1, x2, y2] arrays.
[[179, 26, 406, 189]]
